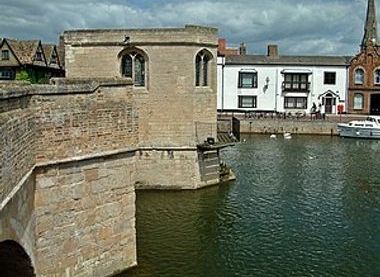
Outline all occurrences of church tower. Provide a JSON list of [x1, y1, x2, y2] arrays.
[[361, 0, 378, 49], [348, 0, 380, 114]]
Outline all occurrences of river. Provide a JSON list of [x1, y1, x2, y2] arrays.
[[124, 135, 380, 277]]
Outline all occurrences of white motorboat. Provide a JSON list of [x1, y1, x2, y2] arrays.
[[337, 116, 380, 139]]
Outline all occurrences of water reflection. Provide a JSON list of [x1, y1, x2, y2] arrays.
[[123, 135, 380, 277]]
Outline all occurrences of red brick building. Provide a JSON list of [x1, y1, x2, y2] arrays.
[[348, 0, 380, 114]]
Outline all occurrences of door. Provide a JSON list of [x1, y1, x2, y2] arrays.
[[370, 94, 380, 114], [325, 97, 333, 114]]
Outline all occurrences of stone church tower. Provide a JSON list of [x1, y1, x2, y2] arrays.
[[348, 0, 380, 114]]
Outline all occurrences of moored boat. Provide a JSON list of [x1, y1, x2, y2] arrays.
[[337, 116, 380, 139]]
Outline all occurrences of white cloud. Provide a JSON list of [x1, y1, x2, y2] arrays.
[[0, 0, 373, 55]]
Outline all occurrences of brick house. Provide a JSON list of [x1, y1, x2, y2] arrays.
[[348, 0, 380, 114], [0, 38, 64, 82]]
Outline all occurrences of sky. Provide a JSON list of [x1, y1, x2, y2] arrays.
[[0, 0, 375, 56]]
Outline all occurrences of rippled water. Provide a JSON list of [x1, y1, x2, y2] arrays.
[[124, 135, 380, 277]]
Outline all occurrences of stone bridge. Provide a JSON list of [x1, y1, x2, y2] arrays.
[[0, 78, 222, 276], [0, 25, 226, 276]]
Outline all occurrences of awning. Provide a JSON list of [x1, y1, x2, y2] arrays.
[[283, 92, 309, 97], [239, 68, 257, 73], [281, 69, 312, 74]]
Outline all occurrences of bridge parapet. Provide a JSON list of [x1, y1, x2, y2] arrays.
[[0, 79, 138, 276]]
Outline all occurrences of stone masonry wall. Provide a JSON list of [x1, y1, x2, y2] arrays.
[[0, 80, 139, 276], [135, 149, 202, 190], [239, 119, 338, 135], [0, 174, 36, 270], [64, 26, 218, 147], [32, 83, 138, 163], [34, 153, 136, 276], [0, 98, 35, 205]]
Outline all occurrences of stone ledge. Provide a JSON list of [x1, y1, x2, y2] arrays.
[[0, 78, 133, 100]]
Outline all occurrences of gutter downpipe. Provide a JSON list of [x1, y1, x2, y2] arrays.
[[275, 68, 278, 112], [221, 56, 225, 114]]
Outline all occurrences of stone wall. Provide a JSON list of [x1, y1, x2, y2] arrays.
[[238, 119, 338, 135], [135, 149, 202, 190], [0, 89, 35, 206], [34, 153, 136, 276], [0, 174, 36, 270], [31, 81, 138, 163], [63, 25, 218, 147], [0, 80, 139, 276]]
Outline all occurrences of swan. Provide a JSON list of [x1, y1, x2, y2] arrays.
[[270, 134, 277, 139], [283, 132, 292, 139]]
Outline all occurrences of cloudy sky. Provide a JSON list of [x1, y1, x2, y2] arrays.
[[0, 0, 375, 56]]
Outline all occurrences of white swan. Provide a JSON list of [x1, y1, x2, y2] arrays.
[[283, 132, 292, 139], [270, 134, 277, 139]]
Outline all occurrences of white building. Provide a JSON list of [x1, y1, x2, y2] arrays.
[[217, 45, 351, 115]]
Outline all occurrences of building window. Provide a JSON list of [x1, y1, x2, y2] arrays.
[[1, 50, 9, 60], [238, 96, 257, 108], [35, 51, 43, 61], [284, 97, 307, 109], [353, 93, 364, 110], [355, 68, 364, 84], [195, 50, 212, 87], [283, 74, 310, 91], [51, 53, 57, 64], [324, 72, 336, 85], [238, 72, 257, 88], [121, 52, 146, 87], [374, 69, 380, 84], [0, 69, 13, 79]]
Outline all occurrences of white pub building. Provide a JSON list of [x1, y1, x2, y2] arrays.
[[217, 43, 350, 115]]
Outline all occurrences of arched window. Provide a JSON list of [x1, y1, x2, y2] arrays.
[[353, 93, 364, 110], [195, 50, 212, 87], [134, 54, 145, 86], [374, 69, 380, 84], [195, 54, 201, 86], [121, 51, 146, 87], [355, 68, 364, 85]]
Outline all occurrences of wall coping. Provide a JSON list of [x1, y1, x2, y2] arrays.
[[0, 78, 133, 100], [64, 25, 218, 35]]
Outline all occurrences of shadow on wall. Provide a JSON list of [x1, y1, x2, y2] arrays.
[[0, 240, 35, 277]]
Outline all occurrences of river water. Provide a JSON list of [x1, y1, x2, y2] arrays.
[[124, 135, 380, 277]]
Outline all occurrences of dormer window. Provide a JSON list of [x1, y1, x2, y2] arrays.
[[1, 50, 9, 60], [121, 51, 146, 87], [36, 51, 43, 61], [355, 68, 364, 84], [51, 53, 57, 64]]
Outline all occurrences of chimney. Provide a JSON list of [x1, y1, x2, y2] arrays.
[[267, 44, 279, 58], [218, 38, 226, 55], [239, 42, 247, 56]]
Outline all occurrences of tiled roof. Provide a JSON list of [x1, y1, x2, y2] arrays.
[[226, 55, 352, 66], [42, 44, 54, 61], [43, 44, 59, 66], [6, 39, 40, 64]]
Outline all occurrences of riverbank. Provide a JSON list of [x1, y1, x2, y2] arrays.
[[218, 114, 368, 136]]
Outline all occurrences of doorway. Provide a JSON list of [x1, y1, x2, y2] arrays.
[[322, 93, 335, 114], [370, 94, 380, 114]]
